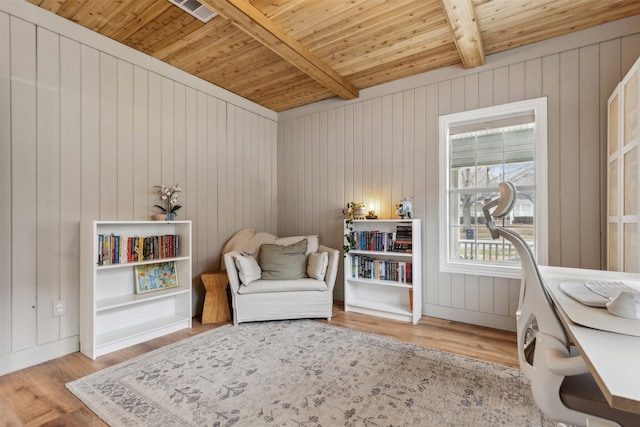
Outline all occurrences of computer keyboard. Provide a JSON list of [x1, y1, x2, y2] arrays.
[[584, 281, 640, 300], [560, 280, 640, 307]]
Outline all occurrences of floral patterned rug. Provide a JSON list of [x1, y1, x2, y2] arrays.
[[67, 320, 554, 426]]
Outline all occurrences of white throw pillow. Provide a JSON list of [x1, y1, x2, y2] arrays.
[[307, 251, 328, 281], [234, 253, 262, 285]]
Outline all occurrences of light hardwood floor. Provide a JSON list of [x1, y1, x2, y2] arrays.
[[0, 306, 517, 426]]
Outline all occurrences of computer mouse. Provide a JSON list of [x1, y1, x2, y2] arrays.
[[606, 291, 640, 319]]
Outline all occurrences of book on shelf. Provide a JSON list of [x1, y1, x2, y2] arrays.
[[98, 234, 104, 265], [393, 241, 412, 253], [96, 233, 180, 265], [102, 235, 111, 265]]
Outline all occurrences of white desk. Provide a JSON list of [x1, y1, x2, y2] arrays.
[[539, 266, 640, 415]]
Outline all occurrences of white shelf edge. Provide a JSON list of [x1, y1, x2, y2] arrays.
[[346, 301, 413, 318], [97, 287, 191, 311], [93, 220, 192, 224], [96, 256, 191, 270], [347, 301, 412, 315], [346, 277, 413, 289], [349, 219, 413, 223], [348, 250, 413, 257], [96, 314, 189, 348]]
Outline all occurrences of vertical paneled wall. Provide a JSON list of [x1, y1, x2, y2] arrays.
[[0, 9, 277, 374], [278, 27, 640, 330]]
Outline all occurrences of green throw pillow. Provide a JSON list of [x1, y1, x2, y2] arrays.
[[259, 239, 308, 280]]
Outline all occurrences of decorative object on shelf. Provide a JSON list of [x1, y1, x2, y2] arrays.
[[366, 210, 378, 219], [344, 202, 367, 255], [343, 218, 355, 255], [152, 214, 166, 221], [154, 183, 182, 220], [395, 197, 413, 219], [347, 202, 367, 219], [134, 261, 179, 294], [346, 201, 366, 220]]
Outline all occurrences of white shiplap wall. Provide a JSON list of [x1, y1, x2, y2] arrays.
[[278, 16, 640, 330], [2, 1, 640, 375], [0, 3, 278, 374]]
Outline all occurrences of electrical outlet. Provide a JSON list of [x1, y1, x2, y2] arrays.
[[53, 299, 66, 317]]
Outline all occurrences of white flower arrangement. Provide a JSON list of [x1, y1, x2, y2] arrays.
[[154, 183, 182, 215]]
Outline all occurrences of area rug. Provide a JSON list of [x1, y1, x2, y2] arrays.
[[67, 320, 553, 426]]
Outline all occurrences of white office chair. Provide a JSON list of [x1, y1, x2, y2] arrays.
[[483, 182, 640, 427]]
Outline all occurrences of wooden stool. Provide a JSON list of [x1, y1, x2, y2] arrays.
[[201, 271, 231, 324]]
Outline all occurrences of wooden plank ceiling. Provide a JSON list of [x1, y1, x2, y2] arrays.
[[28, 0, 640, 112]]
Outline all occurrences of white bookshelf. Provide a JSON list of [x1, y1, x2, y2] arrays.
[[608, 55, 640, 272], [344, 219, 422, 323], [80, 220, 192, 359]]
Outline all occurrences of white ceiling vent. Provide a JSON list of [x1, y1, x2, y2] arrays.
[[168, 0, 217, 23]]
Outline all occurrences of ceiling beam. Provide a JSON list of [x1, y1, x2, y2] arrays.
[[440, 0, 485, 69], [201, 0, 359, 100]]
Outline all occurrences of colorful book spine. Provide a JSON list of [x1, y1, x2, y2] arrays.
[[103, 235, 111, 265], [113, 235, 120, 264]]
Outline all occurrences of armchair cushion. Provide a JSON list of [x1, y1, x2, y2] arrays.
[[220, 229, 319, 271], [259, 239, 308, 280], [273, 235, 319, 255], [307, 251, 329, 280], [238, 278, 328, 294]]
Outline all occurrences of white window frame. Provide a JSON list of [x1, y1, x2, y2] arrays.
[[439, 97, 548, 279]]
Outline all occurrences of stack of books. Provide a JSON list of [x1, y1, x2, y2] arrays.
[[393, 224, 412, 253]]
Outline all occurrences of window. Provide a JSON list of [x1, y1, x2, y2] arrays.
[[439, 98, 548, 278]]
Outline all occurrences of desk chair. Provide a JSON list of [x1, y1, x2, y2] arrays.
[[483, 182, 640, 427]]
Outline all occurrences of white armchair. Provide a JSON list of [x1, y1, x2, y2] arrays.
[[221, 229, 339, 325]]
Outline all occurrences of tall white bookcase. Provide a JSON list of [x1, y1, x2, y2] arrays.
[[344, 219, 422, 323], [80, 220, 192, 359], [608, 56, 640, 272]]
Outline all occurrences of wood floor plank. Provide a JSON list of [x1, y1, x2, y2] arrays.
[[0, 307, 518, 425], [323, 305, 518, 369]]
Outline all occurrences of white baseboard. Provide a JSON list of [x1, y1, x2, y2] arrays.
[[0, 336, 79, 376], [424, 304, 516, 332], [334, 298, 516, 332]]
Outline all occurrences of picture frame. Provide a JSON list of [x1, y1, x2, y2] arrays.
[[134, 261, 179, 294]]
